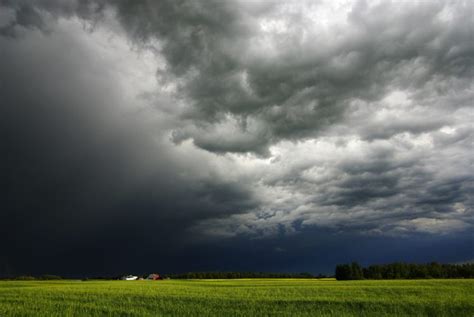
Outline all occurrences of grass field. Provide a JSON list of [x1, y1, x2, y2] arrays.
[[0, 279, 473, 316]]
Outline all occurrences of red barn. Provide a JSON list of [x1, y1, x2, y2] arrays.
[[147, 273, 162, 280]]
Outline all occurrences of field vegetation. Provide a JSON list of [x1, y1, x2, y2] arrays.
[[0, 279, 473, 316]]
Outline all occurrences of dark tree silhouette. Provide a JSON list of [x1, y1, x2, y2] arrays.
[[336, 262, 474, 280]]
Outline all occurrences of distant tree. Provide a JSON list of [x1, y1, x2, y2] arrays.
[[335, 264, 352, 280], [166, 271, 315, 279], [15, 275, 36, 280], [337, 262, 474, 280], [350, 262, 364, 280], [39, 274, 62, 280], [364, 265, 383, 279]]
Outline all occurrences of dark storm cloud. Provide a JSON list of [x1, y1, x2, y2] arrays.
[[1, 0, 473, 276], [0, 0, 106, 36], [0, 5, 258, 276], [0, 4, 45, 36], [98, 0, 474, 154]]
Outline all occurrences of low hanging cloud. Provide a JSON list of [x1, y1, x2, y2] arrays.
[[0, 0, 473, 275]]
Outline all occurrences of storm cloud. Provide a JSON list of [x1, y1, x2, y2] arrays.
[[1, 0, 472, 276]]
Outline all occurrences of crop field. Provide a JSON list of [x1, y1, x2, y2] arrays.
[[0, 279, 473, 316]]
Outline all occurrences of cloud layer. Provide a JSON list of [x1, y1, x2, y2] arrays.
[[1, 0, 472, 275]]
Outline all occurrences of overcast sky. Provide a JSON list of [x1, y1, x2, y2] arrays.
[[1, 0, 473, 277]]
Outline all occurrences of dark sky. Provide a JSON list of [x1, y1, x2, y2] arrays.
[[1, 0, 473, 277]]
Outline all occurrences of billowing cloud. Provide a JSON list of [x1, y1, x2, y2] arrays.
[[103, 0, 474, 154], [0, 0, 472, 276]]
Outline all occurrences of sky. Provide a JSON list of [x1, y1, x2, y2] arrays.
[[1, 0, 473, 277]]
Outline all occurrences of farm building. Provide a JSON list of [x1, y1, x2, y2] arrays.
[[122, 275, 138, 281], [147, 273, 162, 280]]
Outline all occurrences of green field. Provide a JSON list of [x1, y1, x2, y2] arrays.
[[0, 279, 473, 316]]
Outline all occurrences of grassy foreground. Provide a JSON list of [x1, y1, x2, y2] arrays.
[[0, 279, 473, 316]]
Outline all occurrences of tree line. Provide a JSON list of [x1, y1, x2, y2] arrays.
[[1, 272, 328, 280], [167, 272, 322, 279], [335, 262, 474, 280], [8, 275, 63, 280]]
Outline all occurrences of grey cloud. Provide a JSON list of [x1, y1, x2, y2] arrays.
[[0, 10, 259, 275], [1, 0, 473, 276], [102, 0, 474, 155], [0, 0, 106, 37], [9, 0, 471, 154], [196, 125, 473, 238], [96, 0, 474, 240], [0, 4, 45, 36]]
